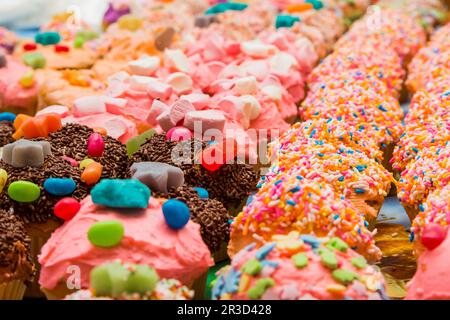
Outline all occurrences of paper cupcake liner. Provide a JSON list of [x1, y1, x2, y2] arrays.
[[404, 205, 419, 223], [25, 234, 50, 298], [0, 280, 27, 300], [41, 282, 75, 300], [192, 272, 207, 300], [348, 194, 384, 230], [213, 242, 229, 263]]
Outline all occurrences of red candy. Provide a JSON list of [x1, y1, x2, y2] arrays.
[[166, 126, 192, 142], [87, 133, 105, 157], [200, 146, 224, 172], [23, 43, 37, 51], [54, 44, 70, 53], [421, 223, 448, 250], [54, 197, 81, 221]]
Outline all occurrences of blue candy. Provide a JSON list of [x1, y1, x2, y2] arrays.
[[0, 112, 16, 122], [91, 179, 151, 209], [162, 199, 190, 230], [193, 187, 209, 199], [43, 178, 77, 196]]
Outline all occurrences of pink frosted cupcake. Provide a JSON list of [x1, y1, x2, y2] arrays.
[[215, 233, 386, 300], [39, 180, 213, 299]]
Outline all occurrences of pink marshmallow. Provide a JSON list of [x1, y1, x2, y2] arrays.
[[183, 110, 226, 133], [73, 96, 106, 117], [104, 97, 128, 115], [36, 105, 69, 117], [157, 110, 176, 132], [147, 100, 170, 126], [146, 79, 173, 100], [180, 93, 211, 110], [169, 99, 195, 126]]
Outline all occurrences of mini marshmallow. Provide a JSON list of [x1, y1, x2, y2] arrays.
[[167, 72, 193, 95], [36, 105, 69, 117], [269, 52, 298, 76], [262, 85, 282, 101], [73, 96, 106, 117], [147, 100, 170, 126], [103, 118, 127, 140], [165, 49, 190, 73], [130, 75, 157, 92], [157, 110, 176, 132], [184, 110, 226, 133], [180, 93, 211, 110], [128, 56, 160, 76], [240, 95, 261, 120], [169, 100, 195, 126], [104, 97, 128, 115], [146, 78, 172, 100], [107, 71, 130, 83], [241, 40, 277, 58], [235, 76, 257, 95]]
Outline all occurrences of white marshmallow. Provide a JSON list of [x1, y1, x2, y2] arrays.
[[241, 40, 277, 58], [167, 72, 193, 95], [165, 49, 190, 73], [128, 56, 161, 76], [240, 95, 261, 120], [235, 76, 258, 95], [73, 96, 106, 117], [262, 85, 282, 102], [129, 75, 158, 91], [269, 52, 298, 75]]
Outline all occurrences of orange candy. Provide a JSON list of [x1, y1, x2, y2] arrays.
[[81, 162, 103, 185], [93, 127, 107, 136], [287, 3, 313, 13], [12, 113, 62, 140]]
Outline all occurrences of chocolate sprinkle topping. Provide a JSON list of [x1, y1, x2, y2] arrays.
[[132, 134, 259, 207], [0, 154, 89, 224], [157, 186, 231, 252], [0, 121, 14, 147], [41, 123, 130, 179], [0, 209, 34, 282]]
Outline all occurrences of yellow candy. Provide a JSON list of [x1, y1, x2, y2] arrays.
[[238, 274, 250, 293], [0, 169, 7, 193], [326, 284, 347, 293], [117, 15, 143, 31], [19, 71, 35, 88], [62, 70, 90, 87], [80, 158, 95, 169]]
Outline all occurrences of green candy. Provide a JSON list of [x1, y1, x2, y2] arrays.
[[319, 248, 338, 269], [332, 269, 359, 285], [22, 52, 46, 69], [73, 36, 85, 49], [351, 256, 367, 269], [205, 2, 248, 15], [306, 0, 324, 10], [125, 265, 159, 294], [7, 181, 40, 203], [275, 15, 300, 29], [292, 253, 308, 268], [327, 237, 349, 252], [242, 259, 262, 275], [75, 30, 99, 41], [35, 31, 61, 45], [90, 262, 129, 298], [126, 128, 156, 156], [88, 220, 124, 248], [247, 278, 275, 300]]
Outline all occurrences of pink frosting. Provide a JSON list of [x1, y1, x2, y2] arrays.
[[0, 56, 38, 110], [39, 197, 213, 290], [406, 233, 450, 300]]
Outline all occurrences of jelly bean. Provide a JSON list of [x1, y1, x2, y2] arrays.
[[73, 36, 85, 49], [19, 70, 35, 88], [81, 162, 103, 185], [61, 156, 78, 167], [91, 179, 150, 208], [87, 133, 105, 157], [0, 169, 7, 193], [62, 69, 90, 87], [54, 197, 81, 221], [90, 262, 129, 298], [275, 15, 300, 29], [12, 113, 62, 140], [22, 52, 46, 69], [125, 129, 156, 156], [162, 199, 190, 230], [125, 265, 159, 294], [43, 178, 77, 196], [0, 112, 16, 122], [35, 31, 61, 46], [306, 0, 323, 10], [287, 3, 313, 12], [193, 187, 209, 199], [8, 181, 40, 203], [79, 158, 95, 169], [166, 126, 192, 142], [23, 43, 37, 51], [88, 220, 124, 248], [75, 30, 98, 41], [54, 44, 70, 53], [117, 15, 143, 31], [13, 114, 31, 130], [421, 223, 447, 250], [93, 127, 107, 136]]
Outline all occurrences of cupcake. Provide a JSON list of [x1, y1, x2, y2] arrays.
[[64, 260, 193, 300], [0, 210, 35, 300], [0, 139, 90, 296], [214, 233, 386, 300], [406, 226, 450, 300], [39, 179, 213, 300], [132, 134, 259, 211], [228, 172, 381, 262], [0, 54, 39, 115]]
